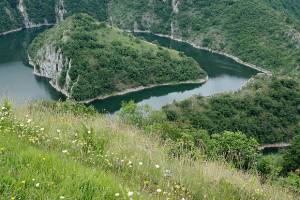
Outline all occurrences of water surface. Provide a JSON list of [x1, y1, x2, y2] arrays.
[[0, 29, 63, 105], [0, 30, 257, 112]]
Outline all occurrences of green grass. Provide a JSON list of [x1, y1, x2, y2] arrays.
[[0, 134, 124, 200], [0, 101, 297, 199]]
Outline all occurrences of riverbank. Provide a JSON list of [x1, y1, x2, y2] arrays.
[[28, 53, 208, 104], [0, 28, 23, 36], [132, 30, 272, 76], [80, 76, 208, 104], [0, 24, 54, 36], [1, 25, 272, 76]]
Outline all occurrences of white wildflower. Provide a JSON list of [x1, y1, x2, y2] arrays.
[[128, 191, 134, 197], [62, 150, 68, 154]]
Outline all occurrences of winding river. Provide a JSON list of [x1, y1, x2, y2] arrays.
[[0, 29, 258, 112]]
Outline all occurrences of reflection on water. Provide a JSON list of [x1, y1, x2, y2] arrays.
[[0, 30, 257, 112], [0, 29, 63, 105]]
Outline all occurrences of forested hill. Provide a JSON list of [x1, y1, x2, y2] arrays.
[[28, 14, 206, 101], [1, 0, 300, 74]]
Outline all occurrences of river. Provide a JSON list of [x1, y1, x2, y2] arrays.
[[0, 29, 258, 112]]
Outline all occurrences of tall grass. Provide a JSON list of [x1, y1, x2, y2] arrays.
[[0, 101, 297, 199]]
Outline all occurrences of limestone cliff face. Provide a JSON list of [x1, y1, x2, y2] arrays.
[[55, 0, 66, 23], [29, 44, 72, 97]]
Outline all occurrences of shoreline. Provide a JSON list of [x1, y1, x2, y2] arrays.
[[29, 55, 208, 104], [2, 25, 272, 75], [0, 24, 54, 36], [80, 76, 208, 104], [132, 30, 272, 75]]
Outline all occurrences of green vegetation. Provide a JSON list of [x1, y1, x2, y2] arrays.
[[110, 0, 300, 74], [64, 0, 108, 22], [28, 14, 206, 101], [198, 131, 259, 170], [23, 0, 56, 24], [0, 100, 298, 199], [283, 135, 300, 173], [164, 75, 300, 143], [0, 0, 22, 33], [118, 101, 300, 194]]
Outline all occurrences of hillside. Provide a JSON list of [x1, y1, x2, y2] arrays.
[[28, 14, 206, 101], [0, 100, 298, 199], [109, 0, 300, 74], [1, 0, 300, 73], [163, 74, 300, 144]]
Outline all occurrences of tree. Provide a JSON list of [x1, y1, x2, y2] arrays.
[[199, 131, 259, 169], [283, 134, 300, 173]]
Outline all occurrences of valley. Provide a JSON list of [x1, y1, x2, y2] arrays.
[[0, 0, 300, 199]]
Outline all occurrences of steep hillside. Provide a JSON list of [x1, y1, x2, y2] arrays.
[[163, 75, 300, 143], [28, 14, 206, 101], [1, 0, 300, 73], [0, 0, 22, 33], [109, 0, 300, 73], [0, 101, 298, 199]]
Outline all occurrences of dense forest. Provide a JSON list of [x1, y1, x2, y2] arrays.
[[2, 0, 300, 74], [28, 14, 206, 101], [163, 75, 300, 143]]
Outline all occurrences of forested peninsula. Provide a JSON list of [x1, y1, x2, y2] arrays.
[[28, 14, 207, 101]]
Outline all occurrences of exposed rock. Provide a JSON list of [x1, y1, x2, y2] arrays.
[[55, 0, 66, 23], [18, 0, 35, 28], [286, 29, 300, 48], [172, 0, 180, 13], [29, 44, 71, 97]]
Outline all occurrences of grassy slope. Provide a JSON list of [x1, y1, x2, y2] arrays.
[[28, 14, 206, 101], [0, 101, 297, 200]]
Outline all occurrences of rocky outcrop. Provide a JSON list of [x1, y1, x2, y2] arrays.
[[29, 44, 72, 97], [55, 0, 66, 23], [172, 0, 180, 13], [286, 29, 300, 48], [18, 0, 35, 28]]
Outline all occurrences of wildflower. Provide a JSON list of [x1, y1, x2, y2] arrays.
[[1, 107, 5, 110], [62, 150, 68, 154], [27, 119, 32, 123], [138, 162, 143, 166], [88, 130, 91, 134], [57, 129, 61, 133], [128, 191, 134, 197], [21, 180, 26, 184], [156, 188, 162, 193], [40, 128, 45, 131], [11, 197, 15, 200], [35, 183, 40, 187], [42, 157, 46, 161], [155, 164, 160, 169], [115, 193, 120, 197], [32, 178, 35, 181], [60, 196, 65, 199]]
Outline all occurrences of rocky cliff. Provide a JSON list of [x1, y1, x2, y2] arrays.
[[29, 44, 72, 97]]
